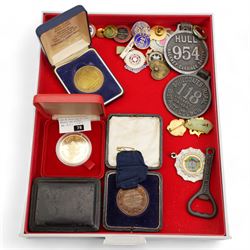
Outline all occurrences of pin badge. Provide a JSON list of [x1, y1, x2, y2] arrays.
[[131, 21, 150, 36], [124, 50, 146, 70], [150, 25, 167, 40], [134, 33, 151, 50], [114, 25, 132, 43], [167, 119, 186, 136], [103, 25, 118, 39], [167, 117, 213, 137], [171, 147, 205, 182]]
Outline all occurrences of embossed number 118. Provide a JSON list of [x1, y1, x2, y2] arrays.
[[177, 83, 202, 104]]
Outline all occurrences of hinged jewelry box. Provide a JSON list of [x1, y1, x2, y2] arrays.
[[36, 5, 124, 105]]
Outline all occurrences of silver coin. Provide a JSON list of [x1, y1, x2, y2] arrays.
[[163, 71, 211, 119], [164, 24, 208, 74]]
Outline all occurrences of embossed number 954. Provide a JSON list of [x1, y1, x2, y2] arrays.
[[172, 46, 199, 61]]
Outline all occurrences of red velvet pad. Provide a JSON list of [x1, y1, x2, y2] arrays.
[[24, 13, 226, 236]]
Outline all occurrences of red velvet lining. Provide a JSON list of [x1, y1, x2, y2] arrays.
[[24, 13, 226, 236]]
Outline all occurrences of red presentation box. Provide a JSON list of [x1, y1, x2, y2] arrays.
[[23, 11, 229, 244]]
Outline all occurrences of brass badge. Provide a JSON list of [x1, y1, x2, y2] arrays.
[[167, 119, 186, 136], [116, 185, 149, 216], [74, 65, 104, 93]]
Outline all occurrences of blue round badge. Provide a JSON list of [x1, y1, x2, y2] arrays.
[[134, 33, 150, 50]]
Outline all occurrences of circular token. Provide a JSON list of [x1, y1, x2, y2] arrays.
[[150, 25, 167, 40], [164, 24, 208, 74], [134, 33, 150, 49], [103, 25, 118, 39], [171, 147, 205, 182], [131, 21, 150, 36], [150, 60, 170, 80], [124, 50, 146, 69], [56, 133, 92, 167], [116, 185, 149, 216], [74, 65, 104, 93], [163, 73, 211, 119], [114, 25, 132, 43], [96, 28, 104, 38], [89, 24, 96, 38]]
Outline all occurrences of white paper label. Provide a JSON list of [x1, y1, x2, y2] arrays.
[[58, 117, 91, 134]]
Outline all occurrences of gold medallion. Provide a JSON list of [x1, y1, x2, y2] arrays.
[[116, 185, 149, 217], [74, 65, 104, 93], [56, 133, 92, 167]]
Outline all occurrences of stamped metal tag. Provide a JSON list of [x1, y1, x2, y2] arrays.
[[164, 23, 208, 74], [163, 69, 211, 119]]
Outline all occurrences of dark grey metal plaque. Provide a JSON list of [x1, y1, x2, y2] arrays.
[[163, 70, 211, 119], [164, 23, 208, 74]]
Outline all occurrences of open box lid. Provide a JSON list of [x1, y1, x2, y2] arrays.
[[36, 5, 91, 67], [33, 94, 105, 120]]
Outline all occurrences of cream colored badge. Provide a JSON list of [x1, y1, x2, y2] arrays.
[[167, 119, 186, 136], [124, 50, 146, 69], [171, 147, 205, 182]]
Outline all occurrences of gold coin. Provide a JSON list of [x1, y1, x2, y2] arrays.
[[96, 28, 105, 38], [56, 133, 92, 166], [116, 185, 149, 217], [150, 61, 170, 80], [150, 25, 167, 40], [74, 66, 104, 93], [103, 25, 118, 39]]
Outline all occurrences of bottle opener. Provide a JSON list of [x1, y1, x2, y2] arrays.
[[187, 147, 217, 219]]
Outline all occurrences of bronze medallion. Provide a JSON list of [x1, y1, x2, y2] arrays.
[[116, 185, 149, 216], [74, 65, 104, 93]]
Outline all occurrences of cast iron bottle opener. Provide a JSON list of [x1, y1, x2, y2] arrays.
[[187, 147, 217, 219]]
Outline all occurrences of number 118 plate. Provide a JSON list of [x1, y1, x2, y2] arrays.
[[163, 72, 211, 119], [164, 24, 208, 74]]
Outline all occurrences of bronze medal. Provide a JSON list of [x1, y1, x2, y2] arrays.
[[74, 65, 104, 93], [116, 185, 149, 216]]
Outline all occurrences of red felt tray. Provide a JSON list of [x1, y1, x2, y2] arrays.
[[24, 13, 226, 236]]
